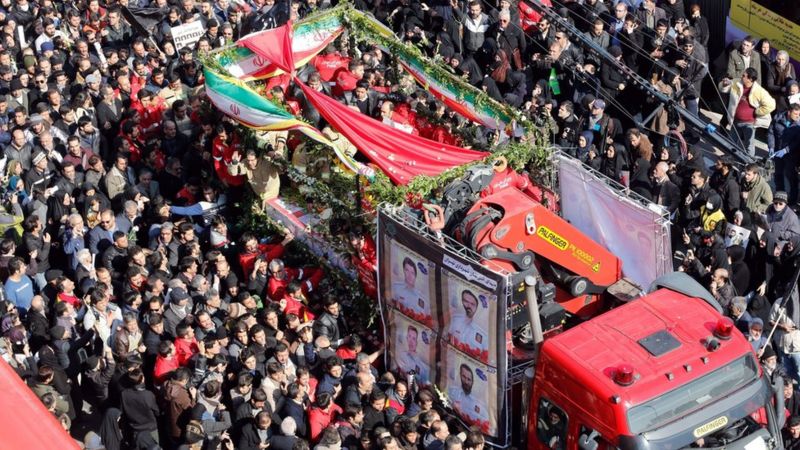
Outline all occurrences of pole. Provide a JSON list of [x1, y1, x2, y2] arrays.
[[762, 264, 800, 358]]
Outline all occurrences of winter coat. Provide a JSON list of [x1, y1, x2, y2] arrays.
[[722, 80, 776, 129]]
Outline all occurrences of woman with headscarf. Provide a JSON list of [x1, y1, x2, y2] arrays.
[[490, 49, 511, 87], [629, 143, 654, 201], [503, 71, 527, 108], [449, 54, 483, 87], [598, 143, 624, 182], [45, 190, 72, 237], [750, 231, 779, 297], [575, 131, 596, 161], [767, 51, 797, 113], [688, 4, 710, 47], [728, 245, 751, 296], [480, 77, 504, 103], [5, 160, 30, 206], [98, 407, 123, 450]]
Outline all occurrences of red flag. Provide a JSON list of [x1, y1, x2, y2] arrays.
[[238, 21, 295, 74], [296, 82, 489, 185]]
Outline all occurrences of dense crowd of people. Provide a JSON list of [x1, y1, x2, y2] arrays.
[[0, 0, 797, 448]]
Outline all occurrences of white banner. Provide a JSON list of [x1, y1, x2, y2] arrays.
[[557, 155, 671, 288], [172, 21, 205, 50]]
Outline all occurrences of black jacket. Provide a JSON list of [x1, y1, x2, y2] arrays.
[[120, 384, 160, 431], [238, 422, 271, 450], [82, 359, 117, 408]]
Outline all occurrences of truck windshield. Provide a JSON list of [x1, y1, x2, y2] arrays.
[[627, 354, 758, 434]]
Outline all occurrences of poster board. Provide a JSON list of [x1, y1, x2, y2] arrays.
[[378, 210, 508, 440], [729, 0, 800, 62], [172, 21, 206, 51]]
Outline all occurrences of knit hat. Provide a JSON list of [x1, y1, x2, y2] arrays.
[[761, 345, 776, 361], [32, 151, 47, 165], [592, 99, 606, 110], [45, 269, 63, 283], [774, 191, 789, 203]]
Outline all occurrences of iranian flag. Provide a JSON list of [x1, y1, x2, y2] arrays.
[[204, 68, 370, 176], [217, 13, 344, 80], [399, 58, 512, 132]]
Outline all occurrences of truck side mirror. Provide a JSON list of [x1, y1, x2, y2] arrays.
[[579, 430, 600, 450]]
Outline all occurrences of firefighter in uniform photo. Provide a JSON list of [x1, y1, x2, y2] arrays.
[[448, 363, 490, 427], [394, 324, 430, 384], [448, 289, 489, 359], [390, 256, 430, 324]]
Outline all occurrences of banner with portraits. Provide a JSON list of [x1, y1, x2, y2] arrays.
[[378, 210, 508, 440]]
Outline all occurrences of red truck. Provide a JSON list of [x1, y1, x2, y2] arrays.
[[525, 285, 783, 450], [435, 167, 784, 448]]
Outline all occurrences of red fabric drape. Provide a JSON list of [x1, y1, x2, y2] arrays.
[[238, 21, 295, 74], [296, 81, 489, 184]]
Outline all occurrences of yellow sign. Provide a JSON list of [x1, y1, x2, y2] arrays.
[[537, 226, 569, 250], [730, 0, 800, 62], [693, 416, 729, 438]]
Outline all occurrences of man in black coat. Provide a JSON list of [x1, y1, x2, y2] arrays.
[[238, 411, 272, 450], [486, 10, 526, 70], [709, 157, 741, 217], [120, 369, 161, 448], [269, 416, 300, 450], [652, 161, 681, 215], [312, 297, 348, 347]]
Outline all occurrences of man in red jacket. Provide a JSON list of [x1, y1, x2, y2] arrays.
[[129, 89, 165, 139], [348, 229, 377, 299], [312, 45, 351, 82], [280, 280, 316, 322], [266, 258, 324, 301], [173, 322, 199, 367], [308, 392, 343, 443], [153, 341, 180, 384], [212, 124, 245, 187], [238, 231, 294, 280]]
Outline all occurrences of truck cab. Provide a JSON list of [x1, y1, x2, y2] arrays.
[[526, 289, 783, 450]]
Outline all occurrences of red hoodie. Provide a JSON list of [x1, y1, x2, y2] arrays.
[[153, 355, 179, 384], [309, 403, 343, 443], [174, 337, 199, 367]]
